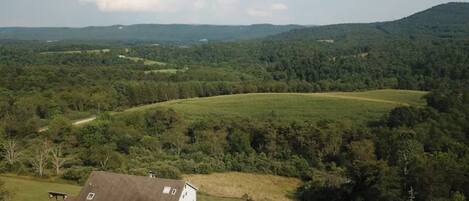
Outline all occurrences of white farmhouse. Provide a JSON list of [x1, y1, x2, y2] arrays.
[[64, 171, 198, 201]]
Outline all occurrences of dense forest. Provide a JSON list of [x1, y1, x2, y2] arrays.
[[0, 2, 468, 201]]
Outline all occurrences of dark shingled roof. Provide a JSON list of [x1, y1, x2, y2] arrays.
[[71, 171, 188, 201]]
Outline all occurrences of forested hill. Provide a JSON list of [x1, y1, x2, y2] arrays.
[[0, 24, 303, 43], [272, 2, 469, 41]]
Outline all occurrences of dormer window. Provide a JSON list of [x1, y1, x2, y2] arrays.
[[86, 193, 95, 200], [163, 186, 171, 194]]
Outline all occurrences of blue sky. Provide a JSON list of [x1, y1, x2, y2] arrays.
[[0, 0, 467, 27]]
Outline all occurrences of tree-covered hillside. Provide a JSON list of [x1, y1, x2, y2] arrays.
[[273, 2, 469, 41], [0, 24, 303, 43]]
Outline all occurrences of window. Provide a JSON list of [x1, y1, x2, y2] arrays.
[[163, 187, 171, 194], [86, 193, 95, 200], [171, 189, 177, 195]]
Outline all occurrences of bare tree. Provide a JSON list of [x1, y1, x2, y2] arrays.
[[50, 145, 67, 175], [98, 152, 110, 170], [31, 140, 50, 177], [3, 140, 21, 166]]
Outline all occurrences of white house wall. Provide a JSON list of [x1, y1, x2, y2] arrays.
[[178, 184, 197, 201]]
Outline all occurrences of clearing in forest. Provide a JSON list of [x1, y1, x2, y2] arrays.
[[122, 89, 427, 123], [184, 172, 301, 201]]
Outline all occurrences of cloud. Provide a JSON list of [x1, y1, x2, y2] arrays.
[[270, 3, 288, 11], [247, 8, 272, 17], [193, 0, 207, 9], [79, 0, 186, 12], [247, 2, 288, 18], [79, 0, 288, 22]]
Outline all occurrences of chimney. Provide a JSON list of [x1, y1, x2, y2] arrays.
[[149, 171, 156, 178]]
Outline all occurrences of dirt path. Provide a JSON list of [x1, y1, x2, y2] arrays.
[[310, 93, 410, 106], [71, 116, 97, 125], [38, 116, 97, 133]]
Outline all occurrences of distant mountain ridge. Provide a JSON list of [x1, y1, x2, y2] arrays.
[[1, 3, 467, 43], [271, 2, 469, 41], [0, 24, 304, 43]]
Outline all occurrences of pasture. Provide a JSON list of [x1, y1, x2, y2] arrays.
[[185, 172, 301, 201], [119, 55, 167, 66], [40, 49, 110, 54], [121, 89, 427, 123]]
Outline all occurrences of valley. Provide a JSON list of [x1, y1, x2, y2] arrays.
[[0, 2, 468, 201]]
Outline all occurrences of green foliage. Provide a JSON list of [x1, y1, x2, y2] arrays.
[[62, 166, 93, 184], [150, 164, 182, 179]]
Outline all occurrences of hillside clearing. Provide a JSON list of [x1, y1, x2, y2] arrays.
[[119, 55, 166, 66], [37, 89, 426, 130], [121, 90, 426, 122], [184, 172, 301, 201], [40, 49, 110, 54], [144, 67, 189, 74]]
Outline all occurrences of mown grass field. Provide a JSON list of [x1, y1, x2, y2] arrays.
[[0, 175, 242, 201], [120, 55, 167, 66], [185, 172, 301, 201], [122, 90, 427, 123], [0, 176, 80, 201]]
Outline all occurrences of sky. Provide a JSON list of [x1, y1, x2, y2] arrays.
[[0, 0, 467, 27]]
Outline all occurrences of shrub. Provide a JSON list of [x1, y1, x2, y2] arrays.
[[62, 166, 93, 184]]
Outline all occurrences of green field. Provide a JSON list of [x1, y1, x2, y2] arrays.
[[0, 176, 80, 201], [144, 67, 189, 74], [185, 172, 300, 201], [122, 90, 427, 122], [120, 55, 167, 66], [0, 175, 240, 201], [40, 49, 110, 54]]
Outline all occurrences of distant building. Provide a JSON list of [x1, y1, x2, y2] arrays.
[[65, 171, 198, 201], [317, 39, 335, 43], [199, 39, 209, 43]]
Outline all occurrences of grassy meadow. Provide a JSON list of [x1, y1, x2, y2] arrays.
[[185, 172, 301, 201], [0, 176, 80, 201], [120, 55, 167, 66], [40, 49, 110, 54], [144, 67, 189, 74], [120, 89, 427, 123]]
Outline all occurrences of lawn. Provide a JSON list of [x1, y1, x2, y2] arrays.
[[121, 89, 426, 123], [185, 172, 301, 201], [0, 176, 80, 201]]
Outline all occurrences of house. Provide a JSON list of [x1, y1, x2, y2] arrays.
[[66, 171, 198, 201]]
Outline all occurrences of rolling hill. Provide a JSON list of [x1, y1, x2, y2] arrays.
[[0, 24, 303, 43], [118, 90, 427, 123], [271, 2, 469, 41]]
